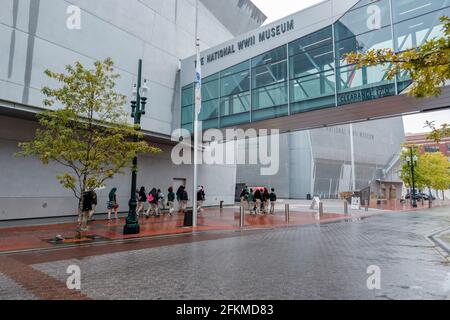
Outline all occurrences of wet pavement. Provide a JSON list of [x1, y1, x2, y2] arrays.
[[1, 206, 450, 300]]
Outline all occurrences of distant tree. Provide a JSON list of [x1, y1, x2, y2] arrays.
[[425, 121, 450, 144], [416, 152, 450, 200], [18, 58, 160, 203], [345, 16, 450, 98]]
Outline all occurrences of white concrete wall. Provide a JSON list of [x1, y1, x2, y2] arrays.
[[0, 0, 236, 136], [0, 110, 236, 221]]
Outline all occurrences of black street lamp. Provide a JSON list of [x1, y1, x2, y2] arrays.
[[407, 146, 418, 208], [124, 59, 149, 235]]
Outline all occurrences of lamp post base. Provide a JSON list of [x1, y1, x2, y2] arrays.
[[123, 199, 140, 235], [123, 222, 140, 235]]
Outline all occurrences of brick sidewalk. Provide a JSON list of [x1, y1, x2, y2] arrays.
[[0, 207, 355, 253]]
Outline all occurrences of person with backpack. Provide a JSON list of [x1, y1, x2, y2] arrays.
[[107, 187, 119, 222], [167, 187, 176, 216], [136, 186, 147, 217], [240, 186, 249, 210], [157, 189, 165, 212], [269, 188, 277, 215], [146, 188, 159, 217]]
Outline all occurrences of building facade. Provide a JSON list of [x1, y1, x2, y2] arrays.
[[0, 0, 265, 220], [180, 0, 450, 132]]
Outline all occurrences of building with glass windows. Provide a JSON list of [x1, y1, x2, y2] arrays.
[[180, 0, 450, 199], [180, 0, 450, 132], [0, 0, 265, 221]]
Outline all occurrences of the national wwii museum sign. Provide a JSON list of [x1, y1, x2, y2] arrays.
[[201, 19, 295, 65]]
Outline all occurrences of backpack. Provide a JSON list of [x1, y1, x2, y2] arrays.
[[147, 194, 154, 203]]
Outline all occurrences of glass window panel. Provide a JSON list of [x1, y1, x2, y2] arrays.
[[252, 46, 287, 67], [221, 71, 250, 96], [220, 112, 250, 128], [336, 26, 393, 66], [202, 79, 219, 101], [252, 82, 288, 110], [221, 60, 250, 77], [252, 105, 288, 122], [335, 0, 391, 41], [181, 105, 193, 124], [290, 44, 334, 79], [392, 0, 450, 23], [290, 71, 335, 103], [253, 60, 287, 88], [337, 64, 394, 93], [203, 73, 219, 83], [199, 99, 218, 121], [220, 92, 251, 116], [201, 119, 219, 130], [289, 26, 333, 56], [394, 7, 450, 51], [181, 85, 193, 107]]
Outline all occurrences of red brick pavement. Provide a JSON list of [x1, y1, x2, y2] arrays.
[[0, 208, 351, 253]]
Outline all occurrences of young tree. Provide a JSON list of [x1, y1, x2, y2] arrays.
[[18, 58, 160, 204], [416, 152, 450, 200], [345, 16, 450, 98]]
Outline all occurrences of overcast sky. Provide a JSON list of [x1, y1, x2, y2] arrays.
[[251, 0, 450, 134]]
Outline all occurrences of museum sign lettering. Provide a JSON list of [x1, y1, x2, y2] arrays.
[[201, 19, 295, 65]]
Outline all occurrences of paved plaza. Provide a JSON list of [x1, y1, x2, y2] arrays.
[[0, 205, 450, 300]]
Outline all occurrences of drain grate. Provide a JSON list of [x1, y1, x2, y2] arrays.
[[46, 235, 110, 245]]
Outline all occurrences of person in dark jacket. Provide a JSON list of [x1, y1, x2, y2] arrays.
[[137, 187, 147, 217], [180, 186, 189, 213], [79, 190, 95, 231], [254, 189, 262, 214], [176, 185, 184, 212], [269, 188, 277, 215], [262, 188, 270, 214], [197, 186, 206, 213], [167, 187, 176, 215]]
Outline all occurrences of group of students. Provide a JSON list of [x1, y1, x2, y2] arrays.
[[240, 186, 277, 215], [77, 185, 207, 231], [136, 184, 206, 217]]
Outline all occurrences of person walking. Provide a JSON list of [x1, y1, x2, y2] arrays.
[[269, 188, 277, 215], [167, 187, 176, 216], [157, 189, 165, 212], [254, 189, 262, 215], [247, 189, 255, 215], [79, 190, 96, 231], [146, 188, 159, 217], [197, 186, 206, 213], [136, 187, 147, 217], [176, 185, 184, 212], [240, 186, 249, 210], [263, 188, 270, 214], [180, 186, 189, 213], [88, 190, 98, 222], [107, 187, 119, 222]]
